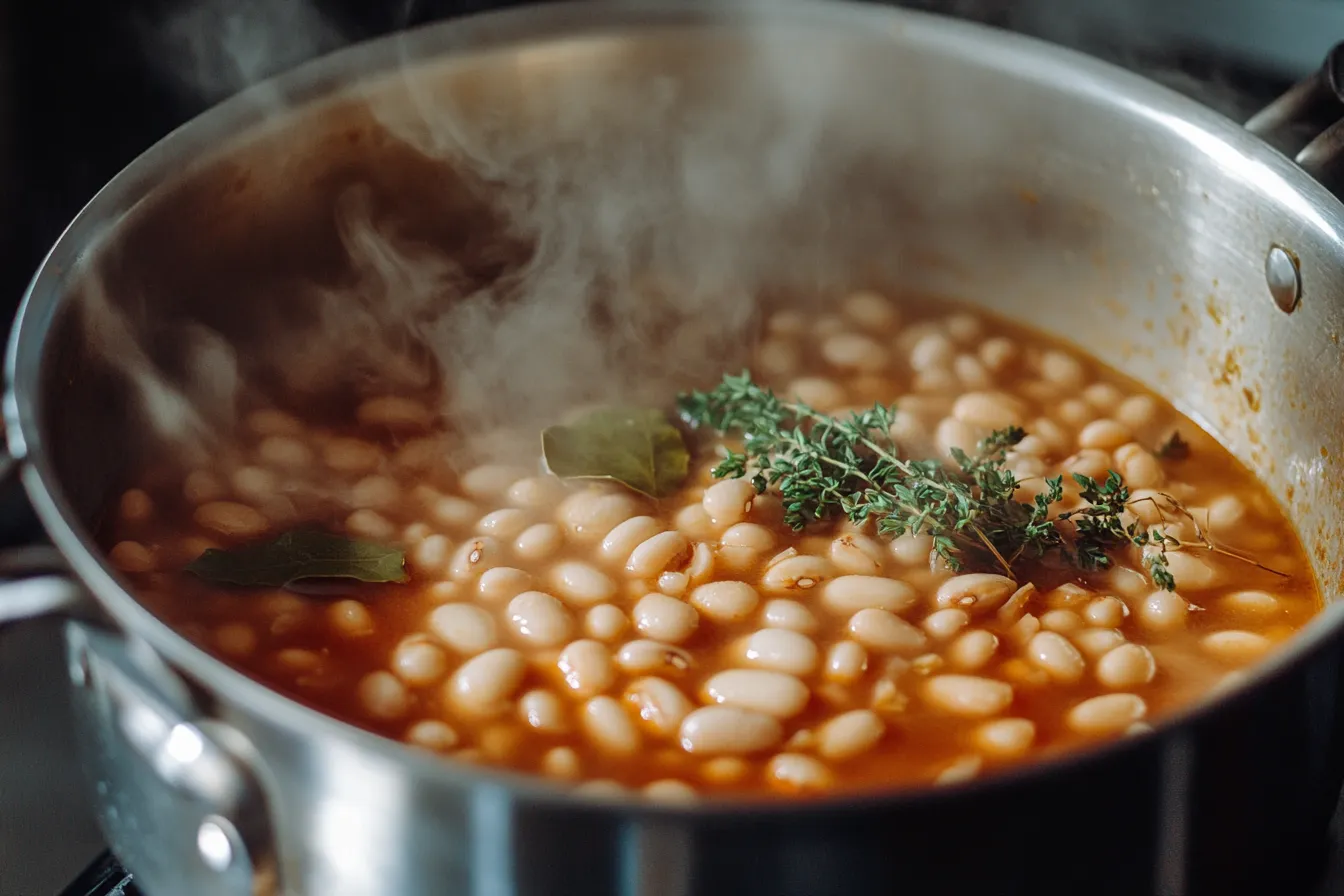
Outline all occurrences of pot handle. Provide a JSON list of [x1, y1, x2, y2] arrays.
[[1246, 42, 1344, 180]]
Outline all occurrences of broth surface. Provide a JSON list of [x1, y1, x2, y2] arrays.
[[102, 293, 1320, 800]]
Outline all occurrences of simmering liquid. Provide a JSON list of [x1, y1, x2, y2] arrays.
[[103, 292, 1320, 801]]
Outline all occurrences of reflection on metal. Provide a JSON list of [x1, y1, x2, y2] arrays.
[[1266, 244, 1303, 313]]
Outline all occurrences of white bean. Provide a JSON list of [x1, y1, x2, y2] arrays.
[[1078, 419, 1132, 451], [1138, 590, 1189, 632], [848, 609, 928, 654], [428, 603, 499, 656], [841, 290, 899, 331], [702, 669, 810, 719], [518, 689, 568, 734], [909, 331, 954, 371], [507, 476, 566, 509], [829, 534, 885, 575], [557, 490, 641, 541], [549, 561, 617, 606], [762, 599, 818, 633], [1072, 628, 1127, 660], [742, 628, 819, 676], [1201, 630, 1273, 664], [324, 438, 381, 474], [690, 581, 760, 622], [478, 567, 533, 604], [541, 746, 581, 781], [1084, 596, 1127, 628], [109, 541, 156, 573], [947, 630, 999, 671], [1115, 394, 1159, 431], [632, 593, 700, 644], [449, 537, 502, 581], [974, 718, 1035, 758], [923, 675, 1014, 718], [821, 576, 919, 615], [786, 377, 847, 412], [923, 608, 969, 641], [585, 604, 629, 642], [644, 780, 698, 804], [601, 517, 662, 564], [890, 533, 934, 567], [627, 531, 692, 578], [1161, 552, 1222, 591], [822, 332, 889, 372], [506, 591, 574, 648], [407, 720, 460, 753], [1040, 609, 1085, 633], [721, 522, 775, 552], [431, 495, 478, 529], [555, 638, 616, 697], [761, 555, 835, 594], [392, 636, 449, 686], [582, 696, 642, 757], [1067, 693, 1147, 735], [514, 523, 563, 561], [624, 677, 694, 738], [459, 464, 526, 500], [195, 501, 269, 539], [825, 641, 869, 684], [357, 673, 410, 720], [816, 709, 885, 760], [678, 706, 782, 755], [615, 639, 694, 676], [214, 623, 257, 657], [766, 753, 834, 793], [476, 508, 531, 540], [1096, 643, 1157, 689], [1220, 590, 1280, 616], [936, 574, 1017, 613], [952, 391, 1026, 429], [702, 479, 757, 526], [1027, 631, 1086, 684]]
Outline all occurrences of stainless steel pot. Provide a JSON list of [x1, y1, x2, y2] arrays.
[[7, 3, 1344, 894]]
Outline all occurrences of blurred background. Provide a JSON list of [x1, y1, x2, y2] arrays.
[[0, 0, 1340, 893]]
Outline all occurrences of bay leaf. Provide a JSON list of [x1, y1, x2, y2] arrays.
[[185, 529, 408, 590], [541, 407, 690, 499]]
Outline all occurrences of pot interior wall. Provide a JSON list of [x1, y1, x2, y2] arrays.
[[32, 11, 1344, 601]]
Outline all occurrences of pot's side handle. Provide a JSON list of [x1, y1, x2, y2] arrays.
[[1246, 42, 1344, 180]]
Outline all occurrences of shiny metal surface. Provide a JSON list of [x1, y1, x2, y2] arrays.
[[1245, 41, 1344, 179], [7, 3, 1344, 894]]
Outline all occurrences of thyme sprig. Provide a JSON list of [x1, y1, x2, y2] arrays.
[[678, 372, 1219, 590]]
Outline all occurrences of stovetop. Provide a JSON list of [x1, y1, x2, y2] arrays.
[[10, 5, 1344, 896]]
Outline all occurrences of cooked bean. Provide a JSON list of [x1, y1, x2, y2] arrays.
[[824, 641, 869, 684], [829, 534, 885, 575], [615, 639, 693, 676], [756, 339, 800, 377], [1220, 590, 1280, 616], [507, 591, 574, 648], [974, 718, 1035, 758], [585, 604, 630, 642], [214, 623, 257, 657], [548, 561, 617, 606], [673, 504, 716, 540], [686, 542, 716, 585], [431, 495, 478, 529], [947, 630, 999, 671], [1073, 628, 1128, 660], [629, 592, 698, 644], [742, 628, 819, 675], [890, 533, 934, 567], [1078, 419, 1131, 450], [840, 290, 899, 330], [1201, 630, 1273, 664], [766, 753, 834, 794], [702, 479, 757, 526], [514, 523, 563, 561], [923, 608, 969, 641], [1067, 693, 1147, 735], [761, 555, 835, 594], [477, 508, 531, 539], [786, 377, 847, 412], [518, 689, 568, 734], [978, 336, 1018, 372], [627, 531, 692, 578], [410, 534, 451, 576], [1138, 590, 1189, 632], [624, 677, 694, 738], [849, 609, 928, 654], [822, 332, 889, 372], [1115, 443, 1164, 489], [935, 574, 1017, 613], [323, 438, 381, 474], [183, 470, 226, 505], [119, 489, 154, 524], [936, 417, 982, 456], [657, 571, 690, 597], [644, 780, 698, 804], [582, 696, 641, 756], [1084, 596, 1127, 628], [679, 706, 782, 755], [557, 490, 641, 541], [346, 509, 396, 540], [1027, 631, 1086, 684], [952, 391, 1026, 429], [816, 709, 885, 761], [954, 354, 993, 389], [449, 537, 502, 581], [447, 648, 527, 717], [507, 476, 566, 509], [541, 746, 581, 780], [1040, 609, 1084, 633], [195, 501, 269, 539], [109, 541, 156, 573], [557, 640, 615, 696], [690, 581, 760, 622], [407, 720, 459, 753], [357, 671, 410, 720], [1161, 552, 1222, 591], [1114, 394, 1158, 431], [601, 517, 662, 563], [329, 600, 374, 637], [391, 636, 449, 686], [1040, 349, 1086, 386], [923, 675, 1014, 718], [428, 603, 499, 656], [477, 567, 533, 604], [909, 331, 954, 371], [762, 599, 819, 633], [702, 669, 809, 719], [1096, 643, 1156, 689], [821, 575, 919, 615], [935, 755, 984, 786]]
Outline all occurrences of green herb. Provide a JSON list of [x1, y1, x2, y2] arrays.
[[678, 372, 1239, 590], [542, 407, 690, 499], [186, 530, 408, 590], [1156, 430, 1190, 460]]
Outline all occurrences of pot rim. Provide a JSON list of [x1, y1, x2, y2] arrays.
[[8, 0, 1344, 819]]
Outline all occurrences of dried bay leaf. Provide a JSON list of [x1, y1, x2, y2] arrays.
[[541, 407, 690, 499], [185, 529, 408, 590]]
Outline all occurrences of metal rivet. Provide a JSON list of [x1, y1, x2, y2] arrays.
[[197, 817, 236, 873], [1266, 244, 1301, 313]]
